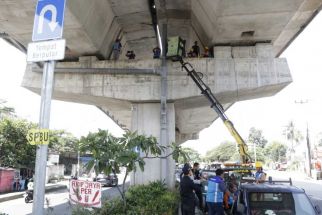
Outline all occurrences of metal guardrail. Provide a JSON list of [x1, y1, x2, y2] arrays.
[[32, 67, 160, 75]]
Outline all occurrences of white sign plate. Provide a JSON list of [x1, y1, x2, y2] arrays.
[[27, 39, 65, 62], [69, 179, 102, 208]]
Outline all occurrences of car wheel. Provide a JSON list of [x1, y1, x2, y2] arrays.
[[112, 179, 118, 187]]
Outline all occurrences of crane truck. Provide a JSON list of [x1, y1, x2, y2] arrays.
[[166, 36, 252, 164]]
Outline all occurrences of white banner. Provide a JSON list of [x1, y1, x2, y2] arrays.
[[69, 179, 102, 208]]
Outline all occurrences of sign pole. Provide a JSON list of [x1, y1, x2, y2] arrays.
[[32, 60, 55, 215]]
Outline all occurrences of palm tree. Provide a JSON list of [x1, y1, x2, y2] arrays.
[[283, 121, 303, 160]]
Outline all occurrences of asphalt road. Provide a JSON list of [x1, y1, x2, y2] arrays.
[[0, 184, 127, 215], [0, 171, 129, 215], [1, 170, 321, 215]]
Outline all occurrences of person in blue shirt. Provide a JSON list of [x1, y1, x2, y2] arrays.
[[206, 169, 228, 215], [112, 38, 122, 60], [255, 161, 266, 183]]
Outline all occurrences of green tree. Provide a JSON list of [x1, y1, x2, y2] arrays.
[[205, 141, 239, 162], [0, 118, 37, 168], [283, 121, 303, 155], [79, 129, 187, 212], [249, 146, 266, 163], [247, 127, 267, 148], [48, 129, 79, 154], [178, 147, 201, 164], [265, 141, 287, 162]]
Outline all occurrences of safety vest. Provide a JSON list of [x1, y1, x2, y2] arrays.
[[206, 176, 224, 203], [255, 171, 264, 180]]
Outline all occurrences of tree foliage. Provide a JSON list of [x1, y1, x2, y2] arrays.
[[205, 141, 239, 162], [247, 146, 266, 163], [283, 121, 303, 153], [48, 130, 79, 154], [265, 141, 287, 162], [79, 129, 187, 210], [178, 147, 201, 164], [247, 127, 268, 148], [0, 118, 37, 168]]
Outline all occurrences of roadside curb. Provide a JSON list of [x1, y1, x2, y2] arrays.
[[0, 184, 67, 203]]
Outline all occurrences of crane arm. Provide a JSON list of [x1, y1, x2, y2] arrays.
[[178, 57, 251, 163]]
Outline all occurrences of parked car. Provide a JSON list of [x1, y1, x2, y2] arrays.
[[95, 173, 118, 187], [235, 179, 321, 215]]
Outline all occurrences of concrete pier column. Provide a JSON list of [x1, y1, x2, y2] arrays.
[[130, 103, 176, 188]]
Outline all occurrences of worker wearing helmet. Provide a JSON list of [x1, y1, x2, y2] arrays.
[[203, 46, 210, 57], [255, 162, 266, 183]]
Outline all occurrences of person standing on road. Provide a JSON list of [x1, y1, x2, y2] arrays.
[[192, 162, 204, 210], [180, 163, 191, 181], [180, 165, 197, 215], [255, 162, 266, 183], [206, 169, 228, 215]]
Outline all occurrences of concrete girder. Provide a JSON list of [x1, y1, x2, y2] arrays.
[[1, 0, 321, 60], [189, 0, 322, 56], [22, 44, 292, 142], [0, 0, 120, 60], [109, 0, 158, 59]]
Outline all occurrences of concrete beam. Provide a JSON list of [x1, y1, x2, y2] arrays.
[[1, 0, 320, 60], [22, 44, 291, 141]]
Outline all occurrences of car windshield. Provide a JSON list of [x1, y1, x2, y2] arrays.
[[249, 192, 315, 215]]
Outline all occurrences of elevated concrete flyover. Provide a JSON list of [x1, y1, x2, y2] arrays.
[[1, 0, 321, 187], [22, 44, 291, 143]]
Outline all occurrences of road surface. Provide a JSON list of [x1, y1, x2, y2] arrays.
[[1, 170, 321, 215]]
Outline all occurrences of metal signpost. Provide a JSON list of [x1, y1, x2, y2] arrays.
[[28, 0, 66, 214]]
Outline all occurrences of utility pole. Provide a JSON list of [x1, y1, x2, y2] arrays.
[[157, 0, 169, 186], [295, 100, 312, 177], [306, 123, 312, 177], [253, 142, 257, 163]]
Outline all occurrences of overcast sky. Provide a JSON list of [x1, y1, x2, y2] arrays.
[[0, 13, 322, 155]]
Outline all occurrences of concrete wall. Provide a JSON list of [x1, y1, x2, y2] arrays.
[[0, 169, 15, 193], [46, 165, 64, 183]]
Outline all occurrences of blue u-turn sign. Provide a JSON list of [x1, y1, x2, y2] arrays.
[[32, 0, 66, 41]]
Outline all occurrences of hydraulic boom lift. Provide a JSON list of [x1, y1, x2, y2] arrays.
[[178, 57, 252, 164]]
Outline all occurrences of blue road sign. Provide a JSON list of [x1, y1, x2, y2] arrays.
[[32, 0, 66, 41]]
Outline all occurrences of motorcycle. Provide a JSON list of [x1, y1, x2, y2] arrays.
[[24, 190, 33, 203]]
